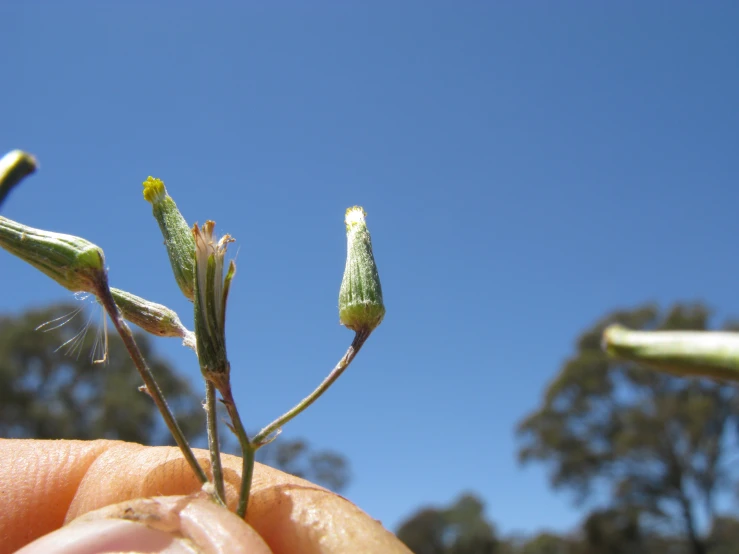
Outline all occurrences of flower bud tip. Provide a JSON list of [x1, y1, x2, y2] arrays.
[[142, 176, 167, 204]]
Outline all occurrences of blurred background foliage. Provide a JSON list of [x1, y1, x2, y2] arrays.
[[0, 302, 350, 493], [2, 301, 738, 553]]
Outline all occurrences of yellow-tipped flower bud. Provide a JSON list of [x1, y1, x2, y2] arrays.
[[0, 216, 105, 294], [339, 206, 385, 334], [142, 176, 196, 301]]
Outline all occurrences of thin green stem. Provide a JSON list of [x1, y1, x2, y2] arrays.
[[95, 275, 208, 485], [253, 330, 370, 446], [220, 385, 255, 518], [242, 440, 256, 517], [205, 381, 226, 504]]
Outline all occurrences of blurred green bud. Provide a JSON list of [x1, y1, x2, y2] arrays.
[[339, 206, 385, 334], [603, 324, 739, 382], [193, 221, 235, 387], [142, 176, 196, 301], [0, 216, 105, 294], [0, 150, 37, 209], [110, 287, 191, 340]]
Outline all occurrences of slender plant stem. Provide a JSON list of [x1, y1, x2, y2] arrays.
[[95, 275, 208, 486], [242, 439, 256, 518], [219, 385, 255, 518], [253, 330, 370, 446], [205, 381, 226, 504]]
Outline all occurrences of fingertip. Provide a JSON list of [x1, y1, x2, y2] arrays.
[[238, 462, 411, 554], [66, 443, 207, 521], [15, 518, 182, 554], [0, 438, 122, 553], [246, 481, 412, 554], [18, 496, 272, 554]]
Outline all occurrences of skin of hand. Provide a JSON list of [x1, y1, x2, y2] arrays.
[[0, 439, 411, 554]]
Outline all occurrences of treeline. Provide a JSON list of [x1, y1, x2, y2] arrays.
[[396, 493, 739, 553]]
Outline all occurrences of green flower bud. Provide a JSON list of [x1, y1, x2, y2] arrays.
[[110, 287, 191, 341], [603, 324, 739, 382], [339, 206, 385, 334], [0, 150, 37, 209], [142, 176, 196, 301], [0, 216, 105, 294], [193, 221, 235, 387]]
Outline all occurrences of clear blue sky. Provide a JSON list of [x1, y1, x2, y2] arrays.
[[2, 1, 738, 538]]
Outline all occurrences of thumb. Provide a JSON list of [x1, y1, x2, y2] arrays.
[[16, 494, 271, 554]]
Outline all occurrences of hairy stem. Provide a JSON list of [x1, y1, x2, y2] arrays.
[[206, 381, 226, 504], [219, 385, 255, 518], [253, 330, 370, 446], [95, 275, 208, 486]]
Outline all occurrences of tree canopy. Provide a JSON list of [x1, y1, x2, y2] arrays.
[[517, 303, 739, 554], [396, 493, 499, 554]]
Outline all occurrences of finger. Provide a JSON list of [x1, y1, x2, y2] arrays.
[[16, 495, 271, 554], [0, 440, 411, 554], [0, 438, 116, 553], [70, 441, 411, 554]]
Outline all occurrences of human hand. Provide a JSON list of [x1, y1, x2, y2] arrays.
[[0, 439, 410, 554]]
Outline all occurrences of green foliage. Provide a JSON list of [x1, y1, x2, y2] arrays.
[[396, 493, 499, 554], [517, 302, 739, 554], [514, 532, 573, 554], [577, 508, 644, 554], [255, 437, 350, 493]]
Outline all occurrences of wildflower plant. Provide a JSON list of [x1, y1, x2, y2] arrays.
[[0, 149, 385, 518]]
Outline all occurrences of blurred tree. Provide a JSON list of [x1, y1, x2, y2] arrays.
[[706, 516, 739, 554], [577, 508, 644, 554], [517, 303, 739, 554], [0, 302, 205, 444], [0, 302, 350, 491], [255, 436, 351, 492], [396, 493, 500, 554], [515, 532, 573, 554], [505, 512, 698, 554]]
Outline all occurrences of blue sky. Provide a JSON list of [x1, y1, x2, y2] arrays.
[[2, 1, 738, 537]]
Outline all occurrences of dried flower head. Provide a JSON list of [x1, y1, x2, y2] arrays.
[[192, 221, 235, 383]]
